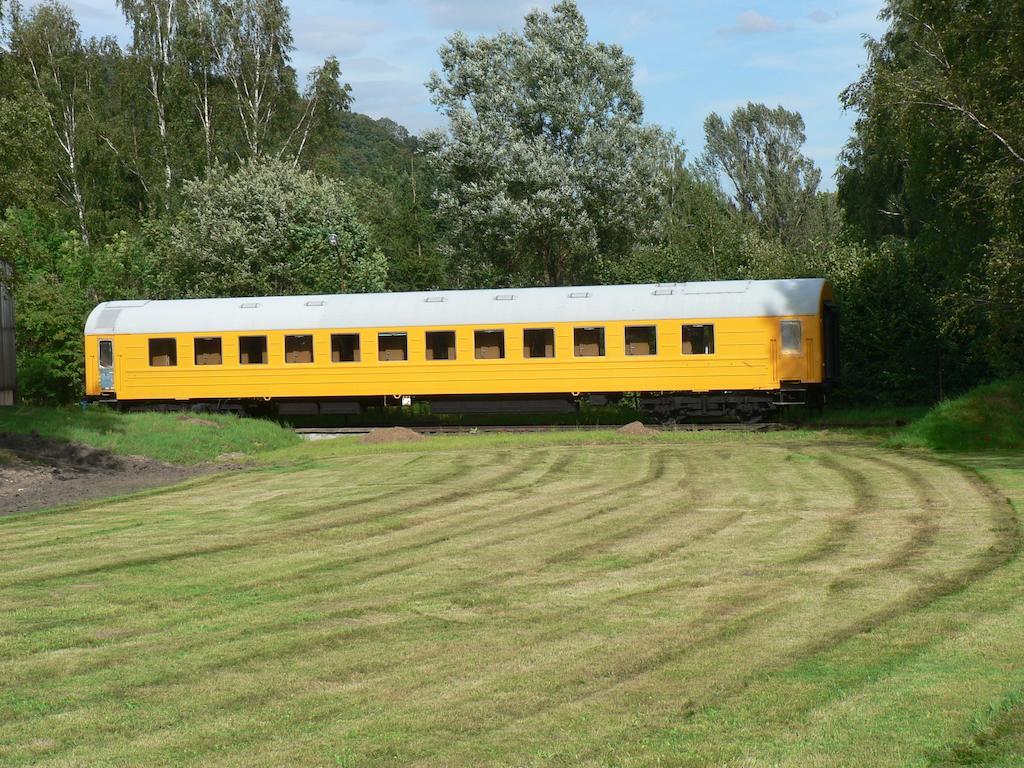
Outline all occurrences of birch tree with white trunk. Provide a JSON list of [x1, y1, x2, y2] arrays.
[[181, 0, 226, 168], [279, 56, 351, 168], [118, 0, 183, 206], [8, 0, 91, 243], [220, 0, 293, 157]]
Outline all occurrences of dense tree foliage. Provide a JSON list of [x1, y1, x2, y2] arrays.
[[700, 103, 839, 253], [424, 1, 671, 287], [838, 0, 1024, 396], [155, 158, 386, 297]]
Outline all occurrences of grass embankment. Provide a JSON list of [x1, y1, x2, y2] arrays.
[[783, 403, 929, 428], [1, 430, 1022, 766], [890, 378, 1024, 451], [0, 405, 300, 463]]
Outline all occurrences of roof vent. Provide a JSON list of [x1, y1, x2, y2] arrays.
[[680, 280, 751, 295], [568, 291, 591, 299], [240, 302, 260, 309], [494, 294, 516, 301], [424, 296, 446, 303], [304, 300, 325, 307], [652, 289, 674, 296]]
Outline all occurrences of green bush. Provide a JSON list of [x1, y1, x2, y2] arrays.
[[0, 406, 300, 463], [888, 378, 1024, 451]]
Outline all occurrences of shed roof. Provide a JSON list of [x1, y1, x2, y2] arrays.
[[85, 278, 828, 335]]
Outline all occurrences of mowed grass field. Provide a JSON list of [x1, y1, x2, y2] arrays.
[[2, 433, 1023, 766]]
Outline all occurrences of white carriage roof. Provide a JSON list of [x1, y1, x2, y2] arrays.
[[85, 278, 828, 335]]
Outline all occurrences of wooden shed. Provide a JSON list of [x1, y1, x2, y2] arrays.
[[0, 262, 15, 405]]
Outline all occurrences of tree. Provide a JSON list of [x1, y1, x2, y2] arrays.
[[154, 157, 385, 297], [180, 0, 227, 168], [7, 1, 93, 243], [700, 102, 830, 251], [118, 0, 184, 205], [278, 56, 351, 167], [839, 0, 1024, 381], [0, 209, 96, 402], [220, 0, 294, 157], [0, 78, 58, 214], [424, 0, 670, 287]]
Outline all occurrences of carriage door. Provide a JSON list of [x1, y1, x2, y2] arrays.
[[822, 301, 840, 384], [99, 339, 115, 391]]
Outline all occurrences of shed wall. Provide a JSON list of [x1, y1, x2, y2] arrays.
[[0, 262, 14, 405]]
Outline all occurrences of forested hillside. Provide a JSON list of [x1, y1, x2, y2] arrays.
[[0, 0, 1019, 404]]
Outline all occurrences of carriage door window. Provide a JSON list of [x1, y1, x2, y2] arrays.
[[781, 320, 803, 354], [681, 324, 714, 355], [98, 339, 114, 390]]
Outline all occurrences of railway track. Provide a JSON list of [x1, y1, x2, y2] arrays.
[[295, 422, 794, 439]]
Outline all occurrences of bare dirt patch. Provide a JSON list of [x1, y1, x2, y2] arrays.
[[177, 414, 223, 428], [359, 426, 427, 444], [617, 420, 659, 436], [0, 432, 201, 516]]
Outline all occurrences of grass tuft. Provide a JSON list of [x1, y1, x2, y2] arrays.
[[0, 405, 300, 464], [888, 378, 1024, 452]]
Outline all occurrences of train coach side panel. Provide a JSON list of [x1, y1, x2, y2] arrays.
[[85, 314, 822, 401]]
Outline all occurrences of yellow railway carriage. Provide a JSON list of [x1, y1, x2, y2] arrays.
[[84, 279, 838, 421]]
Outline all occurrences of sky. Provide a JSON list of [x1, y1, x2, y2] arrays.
[[61, 0, 888, 188]]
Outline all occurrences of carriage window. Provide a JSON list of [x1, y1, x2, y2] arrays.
[[99, 340, 113, 367], [285, 334, 314, 364], [574, 327, 605, 357], [523, 328, 555, 358], [682, 324, 715, 355], [426, 331, 457, 360], [781, 320, 803, 354], [331, 333, 360, 362], [378, 333, 407, 361], [474, 330, 505, 359], [194, 337, 222, 366], [625, 326, 657, 356], [148, 338, 177, 367], [239, 336, 267, 365]]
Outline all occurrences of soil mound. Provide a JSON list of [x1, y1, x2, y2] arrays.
[[1, 431, 125, 470], [360, 427, 426, 444], [617, 421, 659, 436], [0, 431, 199, 516]]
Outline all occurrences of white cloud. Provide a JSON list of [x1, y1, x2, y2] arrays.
[[717, 10, 791, 36], [68, 0, 119, 21], [419, 0, 549, 30], [348, 79, 442, 134], [808, 8, 837, 24], [812, 1, 887, 34], [634, 64, 690, 87], [746, 44, 873, 74], [344, 57, 404, 75], [292, 16, 387, 59]]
